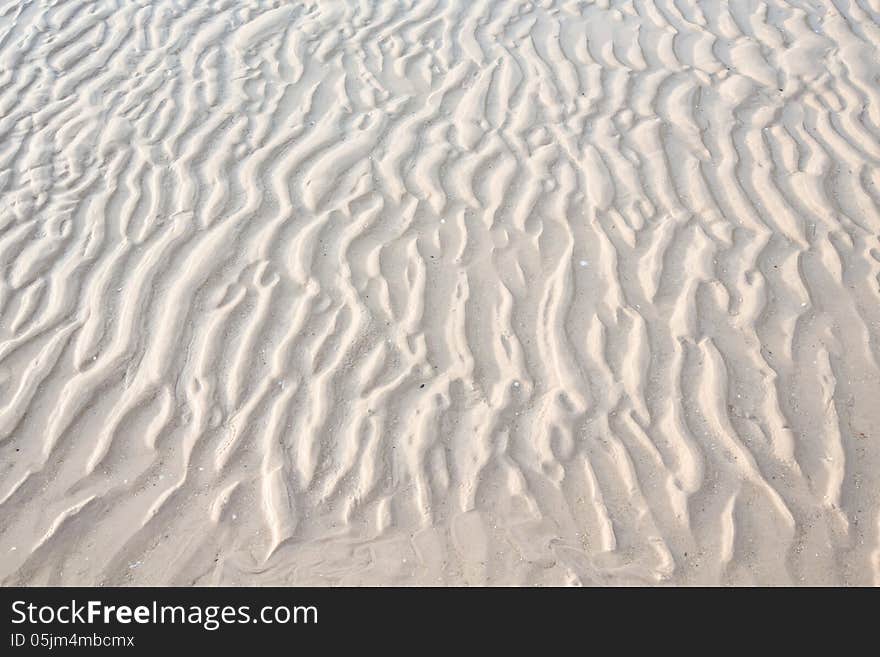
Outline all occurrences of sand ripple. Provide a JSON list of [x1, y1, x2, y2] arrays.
[[0, 0, 879, 585]]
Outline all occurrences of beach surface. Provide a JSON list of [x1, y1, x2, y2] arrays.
[[1, 0, 879, 585]]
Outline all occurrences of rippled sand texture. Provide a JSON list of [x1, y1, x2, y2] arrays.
[[1, 0, 879, 586]]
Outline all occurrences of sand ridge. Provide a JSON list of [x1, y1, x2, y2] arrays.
[[0, 0, 878, 585]]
